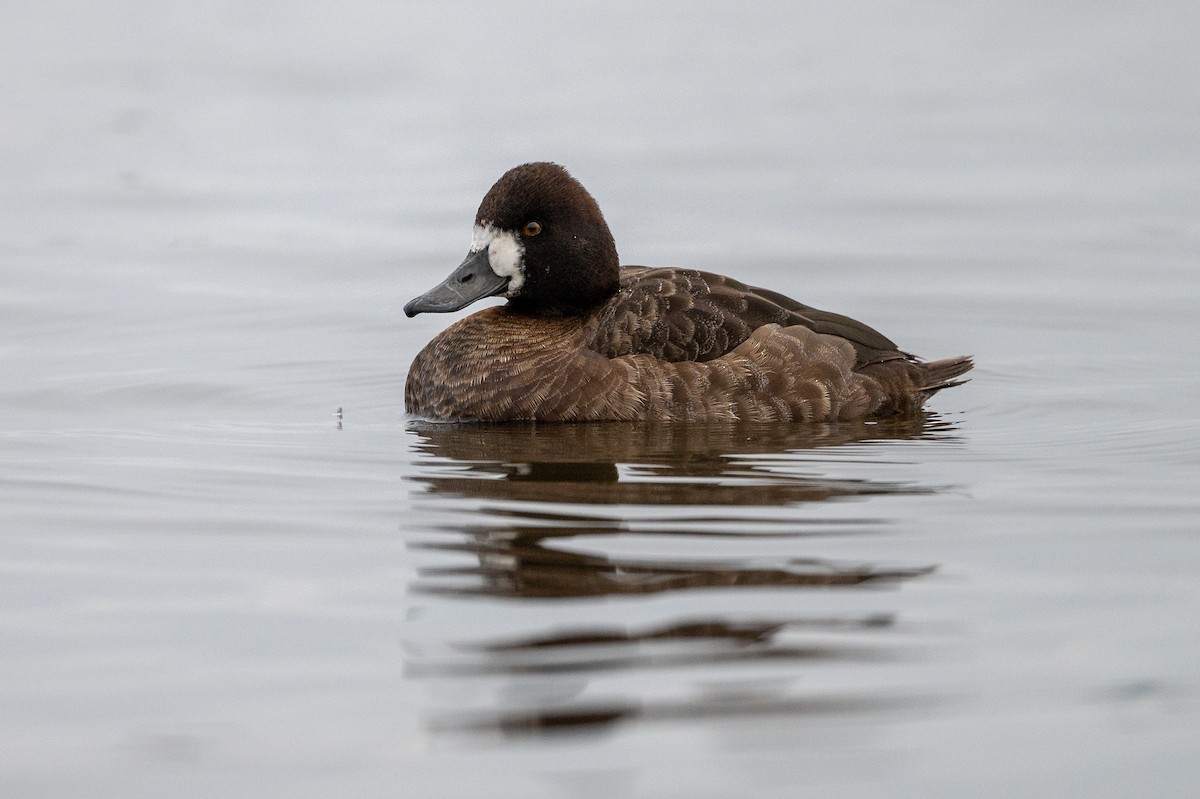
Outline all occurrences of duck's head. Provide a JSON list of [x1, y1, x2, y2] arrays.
[[404, 162, 620, 318]]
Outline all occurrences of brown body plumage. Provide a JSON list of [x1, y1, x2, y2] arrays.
[[403, 163, 972, 422]]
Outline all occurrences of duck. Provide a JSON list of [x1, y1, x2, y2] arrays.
[[403, 162, 972, 423]]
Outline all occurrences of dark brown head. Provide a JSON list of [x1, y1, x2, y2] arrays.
[[404, 163, 620, 317]]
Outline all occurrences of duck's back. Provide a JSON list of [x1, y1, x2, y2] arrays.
[[586, 267, 909, 368]]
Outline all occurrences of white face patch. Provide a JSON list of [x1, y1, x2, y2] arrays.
[[471, 223, 525, 297]]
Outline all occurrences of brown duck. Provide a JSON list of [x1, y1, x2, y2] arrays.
[[404, 162, 972, 422]]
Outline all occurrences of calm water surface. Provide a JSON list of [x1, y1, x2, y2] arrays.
[[2, 2, 1199, 797]]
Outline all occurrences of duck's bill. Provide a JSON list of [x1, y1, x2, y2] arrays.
[[403, 249, 509, 317]]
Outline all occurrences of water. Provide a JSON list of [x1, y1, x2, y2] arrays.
[[3, 2, 1199, 796]]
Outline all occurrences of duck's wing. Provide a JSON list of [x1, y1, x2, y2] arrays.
[[587, 267, 910, 367]]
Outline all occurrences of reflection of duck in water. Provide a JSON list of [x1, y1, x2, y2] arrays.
[[405, 162, 972, 422], [406, 414, 950, 740], [416, 522, 934, 600], [408, 417, 952, 599], [408, 414, 955, 506]]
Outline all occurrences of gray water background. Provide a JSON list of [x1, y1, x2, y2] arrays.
[[2, 2, 1199, 796]]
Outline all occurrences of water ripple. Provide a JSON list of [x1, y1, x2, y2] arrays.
[[403, 414, 961, 734]]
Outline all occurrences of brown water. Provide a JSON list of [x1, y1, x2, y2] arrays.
[[3, 2, 1199, 797]]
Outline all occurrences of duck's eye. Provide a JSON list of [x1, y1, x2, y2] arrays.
[[522, 221, 542, 237]]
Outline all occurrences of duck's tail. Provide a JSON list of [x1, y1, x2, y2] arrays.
[[919, 355, 974, 395]]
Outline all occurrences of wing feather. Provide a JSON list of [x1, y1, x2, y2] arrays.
[[586, 267, 909, 367]]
